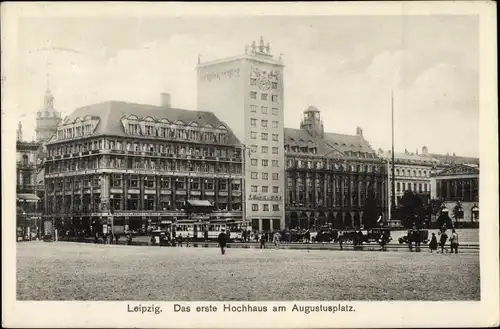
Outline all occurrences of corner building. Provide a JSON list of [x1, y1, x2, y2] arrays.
[[197, 37, 285, 232], [44, 96, 243, 235]]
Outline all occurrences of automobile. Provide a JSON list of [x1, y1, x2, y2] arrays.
[[366, 228, 392, 243], [313, 227, 339, 243], [150, 230, 173, 246], [398, 229, 429, 244], [279, 229, 306, 242]]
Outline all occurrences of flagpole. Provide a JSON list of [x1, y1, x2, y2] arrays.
[[391, 90, 396, 218]]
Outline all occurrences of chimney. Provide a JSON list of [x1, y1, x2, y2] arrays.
[[416, 149, 419, 155], [422, 146, 428, 155], [356, 126, 363, 137], [160, 93, 171, 108]]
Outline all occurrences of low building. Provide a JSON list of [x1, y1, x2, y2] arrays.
[[430, 164, 479, 226], [378, 146, 438, 227], [43, 94, 244, 237], [284, 107, 388, 230]]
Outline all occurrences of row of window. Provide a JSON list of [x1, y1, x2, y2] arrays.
[[250, 132, 280, 142], [56, 123, 95, 140], [250, 185, 280, 193], [249, 145, 279, 154], [250, 105, 279, 115], [251, 204, 280, 212], [47, 157, 241, 175], [250, 172, 280, 180], [250, 159, 280, 167], [287, 159, 384, 173], [396, 182, 429, 193], [124, 123, 228, 144], [395, 168, 430, 178], [47, 196, 242, 213], [250, 79, 278, 90], [48, 175, 241, 192], [249, 92, 279, 102], [250, 119, 279, 128]]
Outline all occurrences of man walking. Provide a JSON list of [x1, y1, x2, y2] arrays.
[[218, 229, 227, 255], [260, 233, 266, 249], [450, 229, 459, 254], [439, 230, 448, 253]]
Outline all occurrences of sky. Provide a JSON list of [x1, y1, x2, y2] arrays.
[[13, 15, 479, 157]]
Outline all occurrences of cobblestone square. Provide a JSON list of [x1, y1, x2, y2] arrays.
[[17, 242, 480, 301]]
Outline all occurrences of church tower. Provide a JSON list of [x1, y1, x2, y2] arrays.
[[16, 121, 23, 142], [35, 87, 62, 142]]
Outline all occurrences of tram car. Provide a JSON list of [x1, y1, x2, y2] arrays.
[[172, 221, 246, 242]]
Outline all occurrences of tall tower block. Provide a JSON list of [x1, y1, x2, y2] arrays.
[[197, 37, 285, 231]]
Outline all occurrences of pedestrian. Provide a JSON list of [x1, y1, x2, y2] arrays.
[[260, 233, 266, 249], [407, 229, 413, 252], [178, 234, 183, 247], [450, 229, 459, 254], [414, 229, 421, 252], [273, 231, 281, 249], [186, 233, 190, 247], [439, 231, 448, 253], [429, 233, 438, 253], [218, 229, 227, 255], [115, 233, 120, 245]]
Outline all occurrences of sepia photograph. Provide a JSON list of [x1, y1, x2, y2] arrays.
[[2, 2, 498, 328]]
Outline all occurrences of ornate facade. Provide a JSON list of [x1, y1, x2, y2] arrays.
[[44, 95, 244, 235], [284, 107, 388, 230]]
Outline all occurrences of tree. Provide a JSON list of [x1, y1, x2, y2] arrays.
[[362, 188, 378, 228], [398, 190, 424, 228]]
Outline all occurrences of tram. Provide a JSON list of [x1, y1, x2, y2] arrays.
[[172, 220, 249, 242]]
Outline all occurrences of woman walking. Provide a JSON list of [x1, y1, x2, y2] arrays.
[[429, 233, 438, 253]]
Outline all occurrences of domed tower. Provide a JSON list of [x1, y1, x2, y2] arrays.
[[35, 87, 62, 142], [300, 106, 324, 139]]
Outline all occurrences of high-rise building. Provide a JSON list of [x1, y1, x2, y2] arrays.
[[197, 37, 285, 232], [36, 88, 62, 142]]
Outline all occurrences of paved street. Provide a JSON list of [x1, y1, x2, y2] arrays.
[[17, 242, 480, 301]]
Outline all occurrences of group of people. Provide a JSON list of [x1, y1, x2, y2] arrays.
[[428, 228, 459, 254], [217, 229, 282, 255], [94, 232, 133, 245]]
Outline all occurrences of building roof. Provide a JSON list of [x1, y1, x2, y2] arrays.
[[57, 101, 241, 146], [378, 150, 438, 165], [429, 153, 479, 166], [433, 164, 480, 177], [284, 128, 375, 157]]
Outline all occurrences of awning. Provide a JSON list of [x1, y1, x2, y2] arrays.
[[186, 200, 213, 207], [17, 194, 40, 203]]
